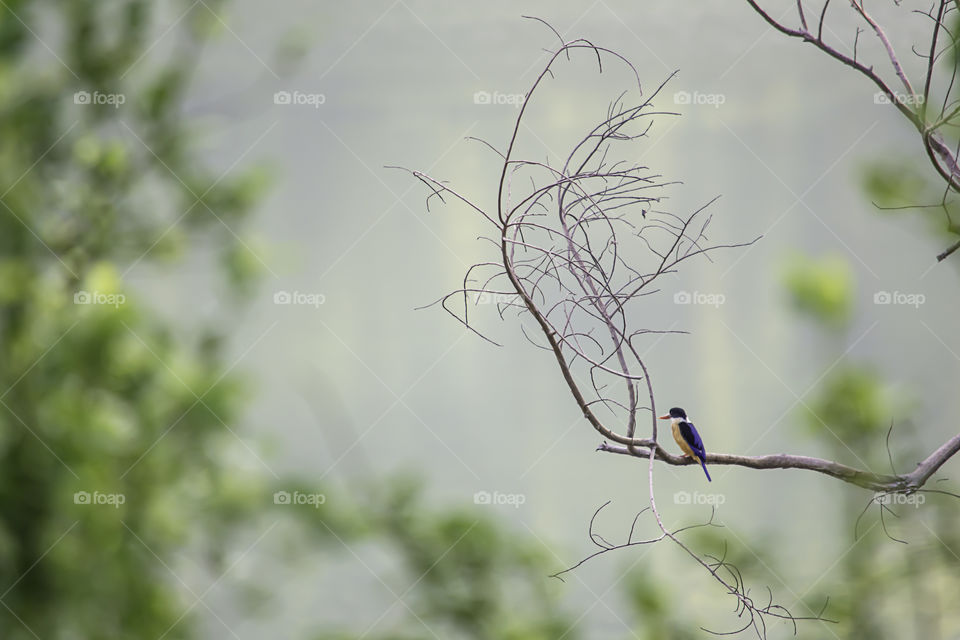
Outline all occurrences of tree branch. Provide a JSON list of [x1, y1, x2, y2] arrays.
[[399, 20, 957, 637], [743, 0, 960, 260], [598, 432, 960, 492]]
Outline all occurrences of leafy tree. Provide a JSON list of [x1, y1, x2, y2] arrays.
[[0, 1, 267, 637], [783, 254, 960, 640], [0, 5, 587, 639]]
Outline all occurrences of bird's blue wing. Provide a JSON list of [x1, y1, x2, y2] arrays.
[[678, 421, 707, 460]]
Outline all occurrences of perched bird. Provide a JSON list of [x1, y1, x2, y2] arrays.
[[659, 407, 712, 482]]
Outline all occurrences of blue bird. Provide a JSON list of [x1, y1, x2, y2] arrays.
[[659, 407, 712, 482]]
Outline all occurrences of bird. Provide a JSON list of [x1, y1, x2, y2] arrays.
[[659, 407, 712, 482]]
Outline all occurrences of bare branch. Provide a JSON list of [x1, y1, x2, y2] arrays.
[[936, 237, 960, 261], [598, 432, 960, 492], [550, 501, 835, 632], [743, 0, 960, 259], [399, 20, 958, 637], [850, 0, 916, 98]]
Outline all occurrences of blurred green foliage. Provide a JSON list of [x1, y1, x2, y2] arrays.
[[802, 365, 893, 446], [622, 571, 697, 640], [0, 3, 609, 639], [0, 0, 271, 637], [781, 252, 854, 328], [783, 253, 960, 640], [298, 476, 577, 640], [862, 161, 960, 242], [10, 2, 959, 639], [859, 9, 960, 255]]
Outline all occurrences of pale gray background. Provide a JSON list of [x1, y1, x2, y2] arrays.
[[126, 2, 959, 637]]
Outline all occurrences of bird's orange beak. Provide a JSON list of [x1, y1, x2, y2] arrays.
[[658, 414, 670, 420]]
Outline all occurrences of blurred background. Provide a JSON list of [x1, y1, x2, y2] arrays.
[[1, 1, 958, 638]]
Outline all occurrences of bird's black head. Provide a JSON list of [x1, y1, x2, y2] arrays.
[[668, 407, 687, 419]]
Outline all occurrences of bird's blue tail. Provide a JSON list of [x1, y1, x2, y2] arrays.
[[701, 462, 712, 482]]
